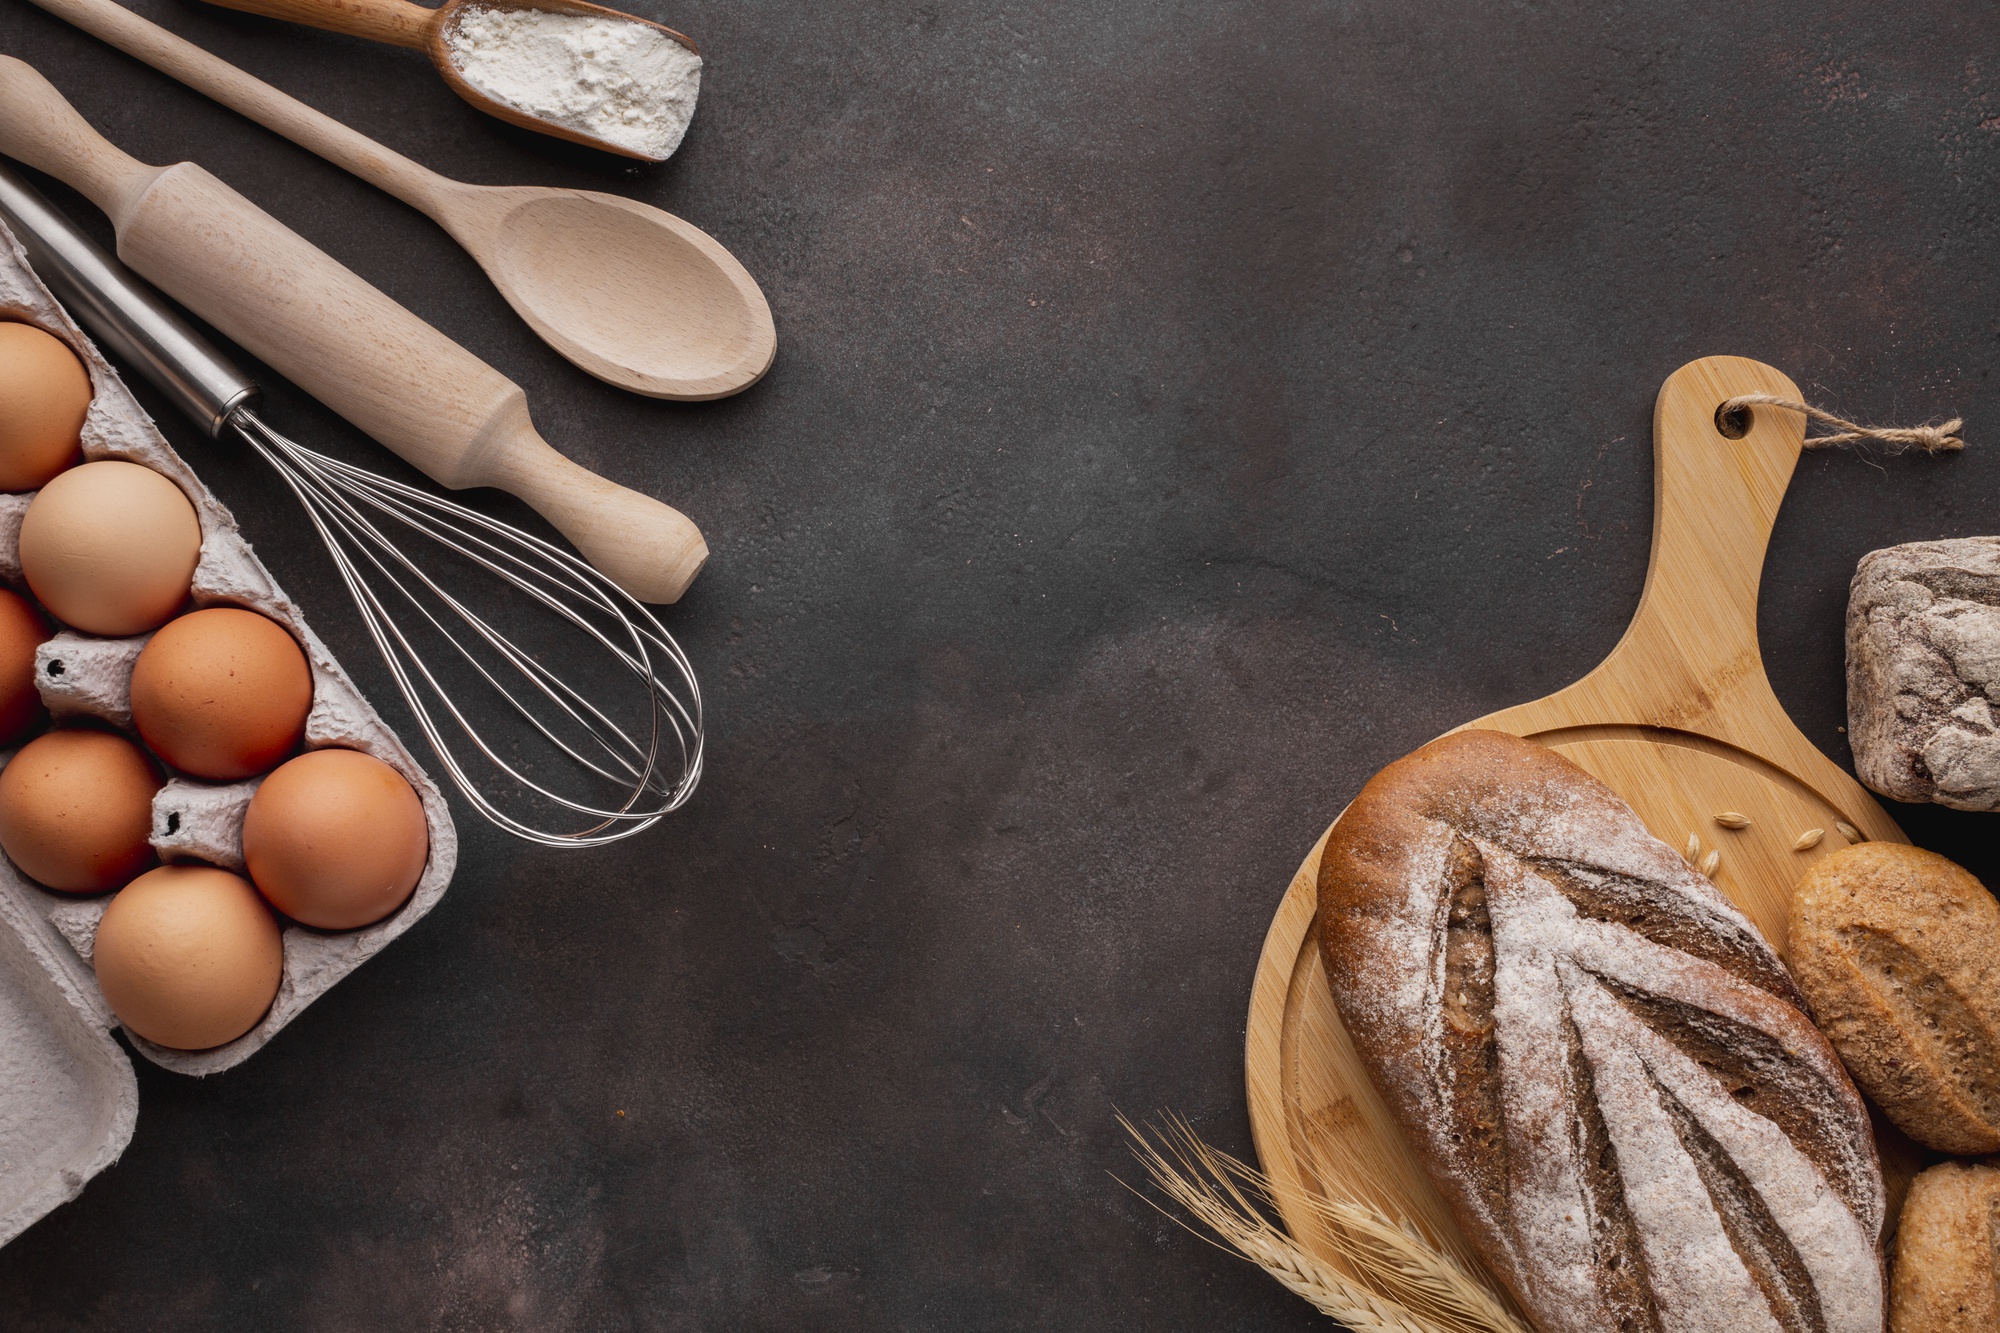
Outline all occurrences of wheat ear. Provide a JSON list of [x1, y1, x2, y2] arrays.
[[1119, 1113, 1528, 1333]]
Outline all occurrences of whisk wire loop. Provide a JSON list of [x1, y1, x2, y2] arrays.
[[257, 429, 691, 837], [228, 409, 702, 848]]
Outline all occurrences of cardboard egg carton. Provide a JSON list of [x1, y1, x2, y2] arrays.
[[0, 228, 458, 1249]]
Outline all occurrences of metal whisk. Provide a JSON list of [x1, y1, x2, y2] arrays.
[[0, 163, 701, 846]]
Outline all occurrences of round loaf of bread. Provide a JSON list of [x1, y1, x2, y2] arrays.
[[1889, 1159, 2000, 1333], [1789, 842, 2000, 1154]]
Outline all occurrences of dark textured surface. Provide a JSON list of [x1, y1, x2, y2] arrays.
[[2, 1, 1999, 1328]]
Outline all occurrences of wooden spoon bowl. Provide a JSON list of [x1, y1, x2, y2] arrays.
[[205, 0, 698, 162], [1245, 356, 1930, 1305], [445, 179, 771, 397], [428, 0, 698, 162]]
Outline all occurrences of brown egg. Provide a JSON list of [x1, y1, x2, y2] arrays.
[[19, 459, 201, 635], [0, 587, 49, 742], [130, 607, 313, 780], [0, 729, 159, 892], [0, 322, 89, 491], [243, 748, 427, 930], [92, 864, 282, 1050]]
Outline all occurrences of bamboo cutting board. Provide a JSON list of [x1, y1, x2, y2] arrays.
[[1244, 356, 1922, 1306]]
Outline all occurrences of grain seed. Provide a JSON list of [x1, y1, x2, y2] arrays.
[[1699, 849, 1721, 878], [1793, 828, 1825, 851], [1714, 812, 1752, 830]]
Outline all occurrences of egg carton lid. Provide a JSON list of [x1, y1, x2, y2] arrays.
[[0, 225, 458, 1249]]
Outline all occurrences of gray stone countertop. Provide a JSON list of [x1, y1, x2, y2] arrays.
[[2, 2, 1999, 1329]]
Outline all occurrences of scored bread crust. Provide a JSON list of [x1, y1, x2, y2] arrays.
[[1789, 842, 2000, 1154], [1318, 729, 1885, 1333]]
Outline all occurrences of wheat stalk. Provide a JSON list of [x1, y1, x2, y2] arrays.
[[1119, 1113, 1529, 1333]]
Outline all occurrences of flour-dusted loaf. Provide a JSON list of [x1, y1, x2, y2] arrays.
[[1318, 729, 1886, 1333], [1847, 538, 2000, 810]]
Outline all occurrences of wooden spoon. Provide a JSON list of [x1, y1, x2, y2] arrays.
[[0, 55, 708, 602], [27, 0, 773, 400], [202, 0, 698, 163], [1244, 356, 1928, 1306]]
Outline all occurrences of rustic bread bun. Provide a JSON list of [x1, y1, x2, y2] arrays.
[[1318, 729, 1886, 1333], [1790, 842, 2000, 1154], [1889, 1160, 2000, 1333]]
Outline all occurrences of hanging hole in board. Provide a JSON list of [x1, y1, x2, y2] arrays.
[[1715, 402, 1751, 439]]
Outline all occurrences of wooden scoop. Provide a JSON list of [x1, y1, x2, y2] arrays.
[[0, 56, 706, 602], [1245, 356, 1924, 1304], [26, 0, 771, 400], [202, 0, 697, 162]]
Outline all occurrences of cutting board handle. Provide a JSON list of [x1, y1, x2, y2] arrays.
[[1471, 353, 1902, 838], [1593, 355, 1808, 728]]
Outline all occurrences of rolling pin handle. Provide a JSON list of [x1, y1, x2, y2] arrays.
[[0, 57, 164, 222], [0, 159, 259, 436]]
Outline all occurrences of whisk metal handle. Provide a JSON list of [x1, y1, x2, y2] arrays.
[[0, 158, 256, 436]]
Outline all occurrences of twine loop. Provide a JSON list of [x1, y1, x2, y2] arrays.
[[1719, 393, 1964, 454]]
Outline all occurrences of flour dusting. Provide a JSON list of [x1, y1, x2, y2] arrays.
[[1317, 731, 1888, 1333], [445, 7, 701, 161]]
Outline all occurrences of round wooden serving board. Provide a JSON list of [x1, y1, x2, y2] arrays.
[[1245, 356, 1925, 1308]]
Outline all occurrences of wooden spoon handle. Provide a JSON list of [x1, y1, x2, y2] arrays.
[[0, 58, 705, 603], [199, 0, 433, 49], [23, 0, 449, 214]]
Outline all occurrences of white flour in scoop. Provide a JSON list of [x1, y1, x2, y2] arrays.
[[445, 6, 701, 160]]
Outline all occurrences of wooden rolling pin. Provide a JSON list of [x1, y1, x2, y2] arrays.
[[0, 57, 706, 603]]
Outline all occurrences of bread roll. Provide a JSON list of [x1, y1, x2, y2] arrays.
[[1847, 537, 2000, 811], [1790, 842, 2000, 1154], [1889, 1160, 2000, 1333], [1318, 729, 1886, 1333]]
